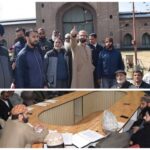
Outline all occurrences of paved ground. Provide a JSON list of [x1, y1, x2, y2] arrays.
[[121, 50, 150, 80]]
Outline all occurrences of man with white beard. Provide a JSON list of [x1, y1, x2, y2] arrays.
[[111, 70, 135, 88]]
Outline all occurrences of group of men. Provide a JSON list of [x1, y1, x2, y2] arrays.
[[1, 24, 150, 88]]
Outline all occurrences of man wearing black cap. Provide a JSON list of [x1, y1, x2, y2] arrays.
[[111, 70, 135, 88], [0, 24, 13, 88], [133, 70, 150, 88]]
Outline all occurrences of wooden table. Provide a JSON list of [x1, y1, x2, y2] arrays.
[[30, 91, 144, 148]]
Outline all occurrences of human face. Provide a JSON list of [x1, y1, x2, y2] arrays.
[[89, 36, 97, 45], [2, 92, 10, 101], [133, 72, 143, 84], [143, 112, 150, 122], [79, 31, 87, 43], [54, 38, 62, 49], [38, 29, 46, 39], [27, 32, 39, 47], [116, 73, 126, 84], [140, 100, 148, 109], [16, 30, 25, 39], [105, 39, 113, 49]]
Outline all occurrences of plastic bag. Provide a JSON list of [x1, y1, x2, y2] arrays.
[[102, 110, 118, 133]]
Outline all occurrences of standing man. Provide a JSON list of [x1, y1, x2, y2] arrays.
[[13, 28, 26, 58], [88, 33, 103, 88], [0, 104, 48, 148], [0, 91, 13, 121], [70, 26, 94, 88], [44, 38, 70, 88], [133, 69, 150, 88], [15, 29, 45, 88], [38, 28, 52, 57], [97, 37, 125, 88], [0, 24, 13, 88]]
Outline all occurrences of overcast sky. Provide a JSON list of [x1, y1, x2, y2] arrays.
[[0, 0, 150, 21]]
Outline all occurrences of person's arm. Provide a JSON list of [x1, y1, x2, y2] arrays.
[[43, 53, 49, 87], [70, 26, 78, 50], [118, 52, 125, 70], [25, 124, 48, 144], [0, 118, 5, 129], [15, 53, 26, 88], [96, 51, 103, 85]]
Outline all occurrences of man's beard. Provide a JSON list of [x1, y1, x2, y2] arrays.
[[79, 38, 86, 43], [64, 42, 71, 50], [30, 41, 39, 47], [117, 79, 126, 84], [40, 37, 46, 42]]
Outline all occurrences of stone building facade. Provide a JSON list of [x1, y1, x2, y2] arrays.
[[0, 2, 150, 50]]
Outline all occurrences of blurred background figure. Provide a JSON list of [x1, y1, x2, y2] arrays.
[[7, 91, 23, 106], [49, 30, 61, 48], [38, 28, 52, 57], [88, 33, 103, 88], [0, 24, 7, 48], [21, 91, 36, 106]]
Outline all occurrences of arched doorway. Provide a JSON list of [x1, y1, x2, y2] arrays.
[[56, 3, 96, 37], [63, 6, 94, 35], [123, 33, 132, 47], [142, 33, 150, 46]]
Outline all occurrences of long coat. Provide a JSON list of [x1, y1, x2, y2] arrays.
[[0, 120, 48, 148], [70, 36, 94, 88]]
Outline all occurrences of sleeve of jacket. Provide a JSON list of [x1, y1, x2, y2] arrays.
[[44, 53, 49, 86], [25, 126, 49, 144], [96, 51, 103, 79], [15, 53, 26, 88], [118, 52, 125, 70]]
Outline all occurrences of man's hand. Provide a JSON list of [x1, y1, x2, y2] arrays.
[[70, 26, 78, 37], [132, 126, 140, 133]]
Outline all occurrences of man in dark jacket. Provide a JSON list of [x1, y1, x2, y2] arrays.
[[38, 28, 53, 57], [97, 37, 125, 88], [133, 69, 150, 88], [13, 28, 26, 59], [0, 91, 13, 121], [15, 29, 44, 88], [0, 24, 13, 88], [130, 107, 150, 148], [112, 70, 135, 88], [88, 33, 103, 88], [44, 38, 70, 88]]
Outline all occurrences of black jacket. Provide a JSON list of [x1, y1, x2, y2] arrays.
[[139, 81, 150, 88], [0, 99, 13, 120], [131, 123, 150, 148], [111, 81, 135, 88]]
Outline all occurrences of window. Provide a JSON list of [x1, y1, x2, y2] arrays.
[[123, 34, 132, 46], [62, 6, 94, 35], [142, 33, 150, 46]]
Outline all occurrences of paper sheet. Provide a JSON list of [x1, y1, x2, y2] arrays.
[[62, 133, 73, 145], [44, 99, 58, 103], [35, 102, 48, 107]]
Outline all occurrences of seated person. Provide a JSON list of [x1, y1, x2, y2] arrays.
[[7, 91, 23, 106], [0, 104, 48, 148], [133, 69, 150, 88], [21, 91, 36, 106], [111, 70, 135, 88], [130, 107, 150, 148], [0, 91, 13, 120]]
